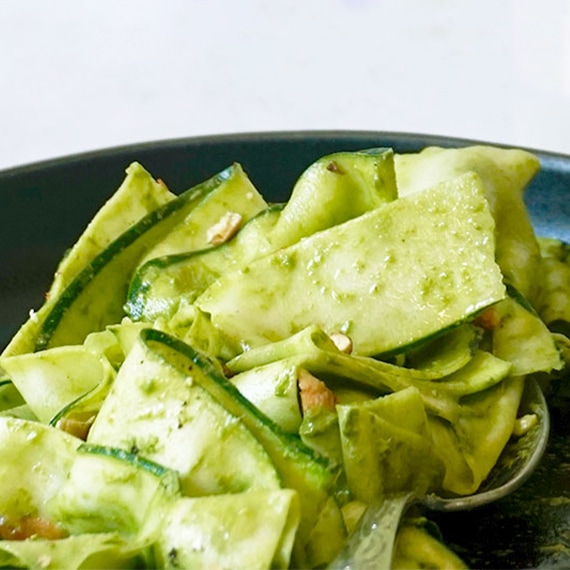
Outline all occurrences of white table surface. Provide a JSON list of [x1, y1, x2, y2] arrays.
[[1, 0, 570, 171]]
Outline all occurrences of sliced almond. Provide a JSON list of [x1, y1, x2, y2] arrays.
[[329, 332, 353, 354], [298, 368, 337, 414], [206, 212, 243, 245]]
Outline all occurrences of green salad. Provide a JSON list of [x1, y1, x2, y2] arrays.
[[0, 145, 568, 569]]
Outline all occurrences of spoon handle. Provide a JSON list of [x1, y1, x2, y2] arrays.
[[328, 493, 412, 569]]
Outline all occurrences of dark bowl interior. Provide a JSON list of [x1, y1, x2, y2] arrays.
[[1, 130, 570, 568]]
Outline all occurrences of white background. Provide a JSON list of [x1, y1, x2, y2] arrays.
[[1, 0, 570, 171]]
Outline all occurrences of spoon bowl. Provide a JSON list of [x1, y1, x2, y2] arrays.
[[329, 378, 550, 568], [423, 377, 550, 511]]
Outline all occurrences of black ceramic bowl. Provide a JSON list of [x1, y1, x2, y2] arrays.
[[1, 131, 570, 568]]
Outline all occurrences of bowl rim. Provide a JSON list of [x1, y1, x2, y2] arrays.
[[2, 129, 569, 178]]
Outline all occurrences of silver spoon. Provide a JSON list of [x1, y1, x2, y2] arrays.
[[423, 377, 549, 512], [329, 378, 550, 569]]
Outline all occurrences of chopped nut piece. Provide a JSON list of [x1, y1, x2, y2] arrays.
[[0, 515, 68, 540], [56, 413, 96, 441], [512, 413, 538, 437], [326, 160, 345, 174], [473, 306, 501, 330], [157, 178, 170, 191], [206, 212, 243, 245], [298, 369, 337, 414], [329, 332, 353, 353]]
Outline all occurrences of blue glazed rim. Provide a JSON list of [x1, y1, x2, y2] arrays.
[[1, 129, 566, 234]]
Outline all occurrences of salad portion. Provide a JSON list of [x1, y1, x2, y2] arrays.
[[0, 144, 567, 569]]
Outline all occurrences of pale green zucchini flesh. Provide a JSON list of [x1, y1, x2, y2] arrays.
[[196, 171, 506, 357]]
